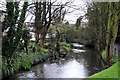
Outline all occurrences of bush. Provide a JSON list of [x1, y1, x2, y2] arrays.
[[40, 48, 49, 54], [2, 56, 21, 77], [101, 50, 106, 59], [60, 42, 70, 47], [52, 51, 59, 59], [63, 46, 71, 51]]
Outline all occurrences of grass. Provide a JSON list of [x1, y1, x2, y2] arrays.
[[88, 50, 120, 80], [89, 62, 119, 79]]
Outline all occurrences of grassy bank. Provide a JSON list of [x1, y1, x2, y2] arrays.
[[101, 50, 119, 63], [88, 49, 120, 79], [89, 62, 119, 78]]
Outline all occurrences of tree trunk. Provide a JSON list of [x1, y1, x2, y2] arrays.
[[25, 40, 28, 55], [35, 31, 39, 46], [40, 26, 48, 48], [39, 1, 51, 48], [56, 27, 60, 57], [35, 2, 39, 46], [98, 3, 102, 52], [109, 3, 119, 57], [40, 33, 44, 48], [106, 2, 112, 61]]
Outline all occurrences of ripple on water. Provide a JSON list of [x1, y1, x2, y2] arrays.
[[72, 43, 84, 47], [9, 43, 102, 79], [43, 59, 88, 78], [72, 49, 86, 53], [18, 71, 37, 78]]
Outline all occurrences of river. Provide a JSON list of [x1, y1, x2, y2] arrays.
[[9, 43, 103, 80]]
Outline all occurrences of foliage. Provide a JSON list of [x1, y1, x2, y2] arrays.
[[63, 46, 71, 51], [77, 2, 120, 62], [110, 56, 120, 63], [1, 1, 72, 78], [39, 48, 49, 54], [65, 21, 69, 25], [48, 23, 70, 41], [48, 23, 72, 54], [2, 48, 52, 77], [101, 50, 106, 59], [101, 50, 119, 63], [65, 26, 92, 46], [21, 52, 34, 70], [80, 3, 108, 49], [2, 2, 29, 57], [75, 16, 83, 30], [44, 42, 49, 46], [22, 27, 31, 41], [60, 42, 71, 51], [65, 26, 80, 43], [60, 42, 71, 47], [34, 1, 67, 47], [105, 2, 120, 61], [52, 51, 59, 59], [2, 40, 70, 77], [2, 55, 21, 77]]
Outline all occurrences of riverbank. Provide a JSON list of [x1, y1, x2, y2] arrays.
[[3, 43, 104, 79], [89, 62, 119, 78], [2, 41, 72, 79], [88, 49, 120, 79]]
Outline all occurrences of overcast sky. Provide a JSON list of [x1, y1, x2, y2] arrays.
[[24, 0, 87, 24], [0, 0, 87, 24], [63, 0, 87, 24]]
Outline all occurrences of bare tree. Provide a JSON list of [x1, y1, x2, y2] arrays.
[[30, 0, 71, 47]]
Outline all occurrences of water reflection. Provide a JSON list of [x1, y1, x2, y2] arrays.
[[18, 71, 37, 78], [72, 43, 84, 47], [17, 59, 88, 78], [72, 49, 86, 53], [60, 59, 88, 78], [43, 59, 88, 78], [10, 43, 102, 79]]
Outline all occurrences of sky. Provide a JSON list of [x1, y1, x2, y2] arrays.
[[24, 0, 87, 24], [63, 0, 87, 24], [0, 0, 87, 24]]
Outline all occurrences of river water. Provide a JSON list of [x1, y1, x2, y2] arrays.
[[9, 43, 103, 79]]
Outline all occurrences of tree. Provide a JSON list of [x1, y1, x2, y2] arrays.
[[85, 2, 120, 63], [2, 1, 29, 57], [33, 1, 68, 48], [34, 1, 52, 47], [75, 16, 83, 30], [106, 2, 120, 61]]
